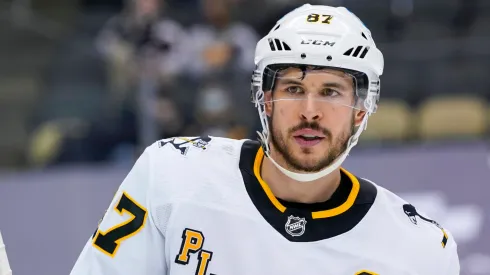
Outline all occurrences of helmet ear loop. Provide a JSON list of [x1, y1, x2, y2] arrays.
[[257, 67, 280, 157], [259, 90, 275, 155]]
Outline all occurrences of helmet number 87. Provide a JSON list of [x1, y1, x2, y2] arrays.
[[306, 13, 333, 24]]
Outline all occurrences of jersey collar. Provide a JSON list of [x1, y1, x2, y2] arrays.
[[239, 140, 377, 242], [252, 145, 361, 219]]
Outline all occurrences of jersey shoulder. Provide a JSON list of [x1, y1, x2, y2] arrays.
[[145, 135, 248, 193], [363, 178, 458, 268], [369, 179, 455, 246]]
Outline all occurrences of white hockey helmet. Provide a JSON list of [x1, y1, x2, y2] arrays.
[[251, 4, 384, 182]]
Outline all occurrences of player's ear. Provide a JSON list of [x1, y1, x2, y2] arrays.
[[264, 91, 273, 117], [354, 110, 366, 127]]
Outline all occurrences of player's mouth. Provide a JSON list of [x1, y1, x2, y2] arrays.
[[292, 129, 326, 147]]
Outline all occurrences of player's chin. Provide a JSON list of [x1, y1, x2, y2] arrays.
[[290, 154, 327, 173], [289, 144, 326, 161]]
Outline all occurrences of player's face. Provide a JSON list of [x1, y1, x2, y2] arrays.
[[265, 67, 365, 173]]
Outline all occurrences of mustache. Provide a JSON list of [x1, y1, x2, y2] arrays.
[[289, 121, 331, 138]]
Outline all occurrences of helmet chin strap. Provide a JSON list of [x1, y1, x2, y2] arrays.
[[261, 115, 368, 182]]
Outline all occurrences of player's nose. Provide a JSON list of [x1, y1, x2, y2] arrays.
[[299, 96, 323, 121]]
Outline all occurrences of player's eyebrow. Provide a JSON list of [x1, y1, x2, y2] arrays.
[[320, 82, 350, 91], [277, 79, 303, 86], [277, 79, 350, 90]]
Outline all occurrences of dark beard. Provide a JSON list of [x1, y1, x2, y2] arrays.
[[269, 116, 354, 173]]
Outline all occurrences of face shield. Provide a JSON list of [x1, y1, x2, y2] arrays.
[[257, 65, 370, 112]]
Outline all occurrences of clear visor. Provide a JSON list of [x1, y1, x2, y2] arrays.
[[260, 66, 367, 111]]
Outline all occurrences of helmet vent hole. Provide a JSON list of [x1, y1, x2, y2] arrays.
[[274, 39, 283, 51], [267, 38, 291, 51], [301, 53, 306, 59], [326, 55, 332, 61], [360, 46, 370, 58], [268, 39, 276, 51], [352, 46, 363, 57], [344, 46, 370, 59], [282, 42, 291, 51]]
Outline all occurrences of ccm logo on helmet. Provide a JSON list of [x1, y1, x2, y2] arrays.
[[301, 39, 336, 47]]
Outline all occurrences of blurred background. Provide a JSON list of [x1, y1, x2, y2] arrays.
[[0, 0, 489, 274]]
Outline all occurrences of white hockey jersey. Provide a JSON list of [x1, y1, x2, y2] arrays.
[[71, 136, 460, 275]]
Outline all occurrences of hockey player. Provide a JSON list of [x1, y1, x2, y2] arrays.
[[71, 4, 460, 275]]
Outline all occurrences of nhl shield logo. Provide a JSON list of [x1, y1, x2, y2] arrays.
[[285, 215, 307, 237]]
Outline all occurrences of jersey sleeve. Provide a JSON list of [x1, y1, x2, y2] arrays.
[[70, 146, 166, 275], [442, 231, 460, 275]]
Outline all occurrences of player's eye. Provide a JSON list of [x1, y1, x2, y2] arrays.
[[322, 88, 341, 97], [285, 86, 304, 94]]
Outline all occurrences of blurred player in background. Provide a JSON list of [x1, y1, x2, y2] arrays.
[[71, 4, 460, 274]]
